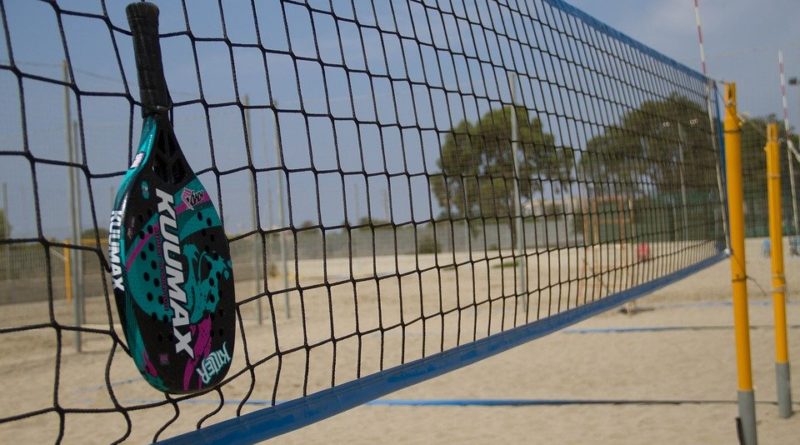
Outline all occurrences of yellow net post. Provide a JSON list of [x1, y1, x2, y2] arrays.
[[724, 83, 757, 444], [765, 122, 793, 418]]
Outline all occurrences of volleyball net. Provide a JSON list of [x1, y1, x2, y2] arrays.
[[0, 0, 726, 443], [738, 116, 800, 240]]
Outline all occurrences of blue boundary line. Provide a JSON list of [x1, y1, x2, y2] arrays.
[[544, 0, 707, 82], [565, 324, 800, 335], [130, 397, 800, 408], [159, 252, 725, 445], [365, 398, 800, 407]]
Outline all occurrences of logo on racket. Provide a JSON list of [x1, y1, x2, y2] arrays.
[[181, 187, 204, 210], [196, 342, 232, 385], [156, 188, 194, 358], [109, 210, 124, 291]]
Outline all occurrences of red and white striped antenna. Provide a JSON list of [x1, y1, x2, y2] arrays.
[[779, 50, 791, 132], [693, 0, 708, 76]]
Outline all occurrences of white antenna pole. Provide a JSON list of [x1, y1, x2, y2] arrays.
[[693, 0, 708, 76], [780, 51, 791, 130], [694, 0, 730, 248], [779, 51, 800, 237]]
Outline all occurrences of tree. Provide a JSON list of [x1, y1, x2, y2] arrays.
[[81, 227, 108, 240], [579, 94, 800, 240], [579, 93, 716, 197], [433, 106, 574, 220], [357, 216, 388, 227]]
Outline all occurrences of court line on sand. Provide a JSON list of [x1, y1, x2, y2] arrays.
[[564, 324, 800, 334]]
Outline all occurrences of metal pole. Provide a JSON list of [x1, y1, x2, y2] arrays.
[[508, 73, 527, 309], [707, 81, 730, 249], [696, 4, 729, 247], [765, 123, 793, 418], [64, 61, 82, 353], [723, 83, 757, 445], [693, 0, 708, 77], [272, 102, 290, 319], [463, 178, 470, 253], [354, 183, 361, 225], [778, 50, 799, 237], [677, 123, 690, 240], [383, 189, 390, 221], [244, 96, 263, 325], [72, 120, 84, 322], [64, 245, 72, 303], [787, 141, 800, 237], [2, 183, 9, 285]]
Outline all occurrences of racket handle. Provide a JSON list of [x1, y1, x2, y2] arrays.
[[126, 2, 172, 116]]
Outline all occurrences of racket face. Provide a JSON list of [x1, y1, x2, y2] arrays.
[[109, 115, 235, 393]]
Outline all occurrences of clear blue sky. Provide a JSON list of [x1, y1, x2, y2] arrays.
[[569, 0, 800, 120], [1, 0, 796, 239]]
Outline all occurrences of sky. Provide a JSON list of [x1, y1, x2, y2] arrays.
[[569, 0, 800, 121], [0, 0, 797, 240]]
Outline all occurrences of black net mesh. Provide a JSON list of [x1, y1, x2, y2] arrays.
[[0, 0, 725, 443], [739, 117, 800, 239]]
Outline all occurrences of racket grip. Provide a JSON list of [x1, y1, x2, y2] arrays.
[[126, 2, 172, 116]]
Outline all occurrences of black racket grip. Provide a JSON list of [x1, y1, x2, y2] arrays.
[[127, 2, 172, 116]]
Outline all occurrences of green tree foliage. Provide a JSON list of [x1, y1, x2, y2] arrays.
[[739, 114, 798, 194], [579, 94, 716, 196], [579, 92, 800, 239], [433, 106, 574, 219], [81, 227, 109, 240]]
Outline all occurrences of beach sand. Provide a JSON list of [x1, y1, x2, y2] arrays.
[[1, 238, 799, 443], [276, 239, 800, 444]]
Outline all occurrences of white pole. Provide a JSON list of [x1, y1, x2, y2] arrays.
[[710, 83, 730, 249], [244, 96, 263, 324], [64, 61, 82, 353], [780, 51, 790, 131], [73, 120, 84, 322], [509, 73, 527, 309], [264, 114, 275, 230], [354, 183, 361, 225], [463, 178, 470, 253], [383, 189, 390, 221], [779, 51, 800, 237], [694, 2, 729, 247], [787, 141, 800, 237], [272, 102, 290, 319], [693, 0, 708, 77], [677, 123, 690, 241], [2, 183, 9, 287]]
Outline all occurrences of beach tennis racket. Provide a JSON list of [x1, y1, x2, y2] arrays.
[[107, 2, 235, 394]]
